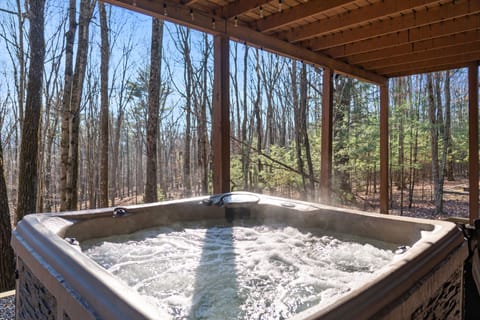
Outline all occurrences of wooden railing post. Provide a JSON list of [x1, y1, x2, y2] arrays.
[[320, 67, 333, 203], [469, 63, 479, 224], [380, 81, 389, 214], [212, 34, 230, 194]]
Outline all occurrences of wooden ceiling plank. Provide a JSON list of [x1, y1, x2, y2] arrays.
[[281, 0, 441, 42], [362, 41, 480, 69], [375, 51, 480, 75], [347, 30, 480, 64], [102, 0, 386, 83], [255, 0, 356, 33], [324, 14, 480, 58], [222, 0, 272, 19], [306, 0, 480, 51]]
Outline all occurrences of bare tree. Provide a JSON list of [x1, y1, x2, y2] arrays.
[[17, 0, 46, 220], [144, 18, 164, 203], [427, 72, 445, 214], [59, 0, 77, 211], [60, 0, 96, 211], [99, 2, 109, 207], [110, 40, 134, 206], [0, 129, 14, 291]]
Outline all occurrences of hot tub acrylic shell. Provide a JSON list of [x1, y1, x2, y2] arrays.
[[11, 193, 467, 320]]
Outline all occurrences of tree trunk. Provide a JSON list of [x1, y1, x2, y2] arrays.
[[254, 49, 263, 190], [427, 73, 443, 214], [408, 77, 420, 209], [17, 0, 46, 220], [60, 0, 95, 211], [198, 33, 209, 194], [301, 63, 315, 198], [333, 77, 352, 203], [144, 18, 163, 203], [14, 0, 26, 133], [444, 71, 454, 181], [0, 132, 15, 291], [181, 28, 192, 197], [59, 0, 76, 211], [70, 0, 95, 210], [292, 62, 307, 195], [99, 2, 109, 207]]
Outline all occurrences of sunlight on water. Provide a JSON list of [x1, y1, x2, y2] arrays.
[[81, 223, 398, 319]]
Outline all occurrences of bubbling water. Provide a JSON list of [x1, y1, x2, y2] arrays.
[[81, 223, 398, 319]]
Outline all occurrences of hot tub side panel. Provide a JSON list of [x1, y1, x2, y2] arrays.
[[374, 242, 467, 320]]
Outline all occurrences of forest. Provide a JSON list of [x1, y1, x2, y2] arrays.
[[0, 0, 476, 290]]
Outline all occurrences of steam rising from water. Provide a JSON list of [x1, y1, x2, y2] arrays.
[[82, 223, 397, 319]]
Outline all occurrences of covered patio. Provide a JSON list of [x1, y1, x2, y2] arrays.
[[103, 0, 479, 224]]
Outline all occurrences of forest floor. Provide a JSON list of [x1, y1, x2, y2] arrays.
[[353, 178, 471, 220]]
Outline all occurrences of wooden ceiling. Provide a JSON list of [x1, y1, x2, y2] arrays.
[[104, 0, 480, 84]]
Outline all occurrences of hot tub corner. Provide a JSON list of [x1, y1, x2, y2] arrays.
[[374, 239, 468, 320]]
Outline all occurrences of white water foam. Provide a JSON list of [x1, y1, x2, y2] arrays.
[[81, 223, 398, 319]]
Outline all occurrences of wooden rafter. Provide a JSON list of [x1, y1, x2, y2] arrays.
[[306, 0, 480, 51], [374, 51, 480, 75], [254, 0, 355, 33], [386, 62, 477, 77], [222, 0, 272, 19], [281, 0, 442, 43], [324, 14, 480, 58], [347, 30, 480, 64], [182, 0, 200, 5], [362, 42, 480, 70]]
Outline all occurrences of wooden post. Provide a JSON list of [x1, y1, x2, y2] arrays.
[[380, 81, 389, 214], [320, 67, 333, 203], [212, 35, 230, 194], [469, 63, 479, 225]]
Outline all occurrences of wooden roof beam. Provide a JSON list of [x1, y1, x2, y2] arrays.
[[102, 0, 386, 84], [254, 0, 356, 33], [103, 0, 227, 34], [305, 0, 480, 51], [361, 41, 480, 70], [347, 30, 480, 64], [222, 0, 272, 19], [324, 14, 480, 58], [182, 0, 200, 5], [281, 0, 442, 42], [386, 62, 477, 77], [375, 51, 480, 76], [228, 24, 386, 84]]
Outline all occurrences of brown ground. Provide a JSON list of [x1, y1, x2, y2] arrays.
[[352, 178, 471, 220]]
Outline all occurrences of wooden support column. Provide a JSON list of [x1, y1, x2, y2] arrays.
[[380, 81, 389, 214], [212, 34, 230, 194], [320, 67, 333, 203], [469, 63, 479, 224]]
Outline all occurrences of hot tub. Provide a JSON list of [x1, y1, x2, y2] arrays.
[[12, 192, 467, 319]]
